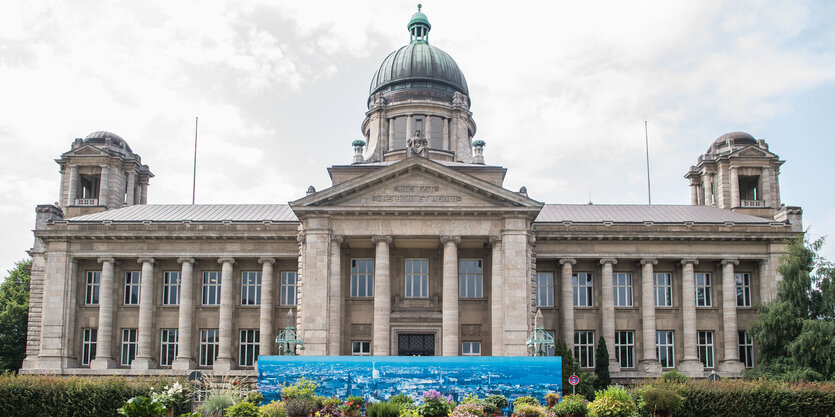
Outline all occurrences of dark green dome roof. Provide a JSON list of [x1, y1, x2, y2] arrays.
[[369, 43, 469, 96]]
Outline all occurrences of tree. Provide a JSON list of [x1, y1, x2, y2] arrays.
[[748, 236, 835, 380], [0, 259, 31, 372], [594, 336, 610, 390], [553, 338, 596, 400]]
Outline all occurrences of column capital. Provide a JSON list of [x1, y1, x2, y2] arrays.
[[488, 236, 501, 246], [681, 258, 700, 265], [97, 257, 116, 264], [440, 235, 460, 246], [559, 258, 576, 265], [371, 235, 392, 245], [177, 257, 196, 264], [600, 258, 618, 265], [332, 235, 344, 246], [721, 258, 739, 266], [218, 257, 235, 265], [640, 258, 658, 265], [257, 257, 276, 265], [137, 257, 154, 265]]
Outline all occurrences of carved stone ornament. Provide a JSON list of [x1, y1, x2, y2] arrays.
[[440, 236, 461, 246], [351, 324, 372, 337], [462, 324, 481, 337], [406, 131, 429, 158]]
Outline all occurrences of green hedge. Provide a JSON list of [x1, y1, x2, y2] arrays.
[[0, 373, 191, 417], [647, 379, 835, 417]]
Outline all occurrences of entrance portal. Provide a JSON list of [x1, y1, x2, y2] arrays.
[[398, 334, 435, 356]]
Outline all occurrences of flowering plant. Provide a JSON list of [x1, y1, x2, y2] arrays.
[[416, 390, 454, 417], [150, 381, 185, 408], [451, 403, 486, 417], [339, 396, 365, 413]]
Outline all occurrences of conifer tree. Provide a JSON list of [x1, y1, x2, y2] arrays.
[[594, 336, 611, 390]]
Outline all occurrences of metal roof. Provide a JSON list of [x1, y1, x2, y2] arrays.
[[67, 204, 298, 223], [535, 204, 774, 224]]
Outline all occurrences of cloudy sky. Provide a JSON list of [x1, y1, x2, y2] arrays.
[[1, 0, 834, 275]]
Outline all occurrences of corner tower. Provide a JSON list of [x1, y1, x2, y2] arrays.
[[361, 5, 477, 164]]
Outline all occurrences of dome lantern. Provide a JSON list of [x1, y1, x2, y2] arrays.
[[408, 4, 431, 44]]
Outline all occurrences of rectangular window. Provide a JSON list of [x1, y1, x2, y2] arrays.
[[736, 273, 751, 307], [656, 331, 675, 368], [81, 328, 97, 365], [199, 329, 219, 366], [459, 259, 484, 298], [121, 329, 137, 366], [536, 272, 555, 307], [280, 271, 298, 306], [85, 271, 100, 305], [695, 272, 712, 307], [573, 273, 593, 307], [352, 341, 371, 356], [574, 330, 595, 368], [241, 271, 262, 305], [202, 272, 221, 305], [654, 273, 673, 307], [405, 259, 429, 298], [615, 331, 635, 368], [162, 271, 181, 305], [613, 273, 633, 307], [239, 329, 260, 367], [160, 329, 178, 367], [462, 342, 482, 356], [124, 271, 141, 305], [697, 330, 715, 368], [738, 330, 755, 368], [350, 259, 374, 298]]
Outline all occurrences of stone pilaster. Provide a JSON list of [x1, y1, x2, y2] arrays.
[[639, 258, 661, 374], [730, 167, 739, 208], [600, 258, 620, 373], [372, 235, 392, 356], [388, 118, 395, 151], [298, 219, 331, 355], [132, 257, 155, 370], [704, 173, 714, 206], [761, 166, 772, 207], [718, 259, 744, 374], [173, 258, 195, 370], [560, 258, 576, 349], [328, 237, 343, 355], [91, 257, 117, 369], [501, 218, 530, 355], [258, 257, 276, 357], [99, 165, 110, 206], [442, 118, 450, 150], [441, 235, 460, 356], [67, 165, 78, 206], [126, 171, 135, 206], [679, 259, 704, 376], [489, 237, 503, 356], [213, 257, 235, 371]]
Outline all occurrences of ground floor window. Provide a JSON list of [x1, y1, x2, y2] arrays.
[[239, 329, 260, 367], [82, 328, 97, 365], [657, 331, 675, 368], [574, 330, 595, 368], [697, 330, 715, 369], [615, 331, 635, 368], [352, 341, 371, 356], [462, 341, 482, 356], [160, 329, 178, 367], [739, 330, 755, 368], [200, 329, 219, 367], [121, 329, 137, 366]]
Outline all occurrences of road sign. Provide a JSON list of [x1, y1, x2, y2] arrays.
[[568, 374, 580, 385]]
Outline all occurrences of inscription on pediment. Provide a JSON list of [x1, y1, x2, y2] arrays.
[[337, 173, 501, 207]]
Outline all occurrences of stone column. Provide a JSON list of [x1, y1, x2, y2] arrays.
[[91, 257, 116, 369], [99, 165, 110, 206], [259, 257, 276, 357], [328, 236, 344, 355], [425, 115, 432, 144], [68, 165, 78, 206], [372, 236, 392, 356], [126, 171, 135, 205], [690, 182, 699, 205], [139, 181, 148, 204], [679, 259, 704, 375], [441, 236, 460, 356], [718, 259, 744, 373], [704, 173, 714, 206], [761, 166, 772, 207], [173, 258, 195, 370], [388, 118, 396, 152], [214, 257, 235, 371], [639, 258, 661, 374], [560, 258, 576, 349], [132, 257, 155, 370], [405, 116, 413, 138], [489, 237, 503, 356], [600, 258, 620, 372], [442, 118, 450, 150], [730, 167, 740, 207]]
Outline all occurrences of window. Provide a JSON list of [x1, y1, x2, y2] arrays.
[[241, 271, 262, 305], [695, 273, 712, 307], [352, 341, 371, 356], [280, 271, 298, 306], [202, 272, 221, 305], [459, 259, 483, 298], [162, 271, 181, 305], [574, 330, 595, 368], [350, 259, 374, 297], [81, 328, 96, 365], [697, 330, 715, 368], [613, 273, 633, 307], [199, 329, 219, 366], [239, 329, 260, 367], [654, 273, 672, 307], [656, 331, 675, 368], [738, 330, 755, 368], [85, 271, 100, 305], [405, 259, 429, 298], [462, 342, 482, 356], [573, 273, 593, 307], [615, 331, 635, 368], [160, 329, 178, 367], [121, 329, 137, 366], [124, 271, 141, 305], [736, 273, 751, 307], [536, 272, 555, 307]]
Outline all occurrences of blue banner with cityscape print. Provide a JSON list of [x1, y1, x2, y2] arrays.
[[257, 356, 562, 404]]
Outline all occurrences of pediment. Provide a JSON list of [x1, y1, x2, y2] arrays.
[[64, 144, 108, 157], [732, 146, 774, 158], [291, 157, 543, 212]]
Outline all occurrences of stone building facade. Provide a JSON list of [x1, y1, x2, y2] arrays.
[[22, 7, 802, 379]]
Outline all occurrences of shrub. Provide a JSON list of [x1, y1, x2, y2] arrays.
[[556, 394, 588, 416], [513, 396, 538, 408], [117, 396, 166, 417], [340, 396, 365, 414], [198, 392, 238, 416], [660, 370, 687, 384], [451, 402, 487, 417], [226, 401, 261, 417], [285, 398, 318, 417], [367, 401, 403, 417], [483, 395, 508, 415], [317, 397, 342, 417], [281, 378, 319, 401], [416, 390, 454, 417], [639, 387, 682, 414], [544, 392, 560, 402], [390, 394, 414, 406], [245, 391, 265, 405], [671, 379, 835, 417], [260, 401, 287, 417], [512, 404, 546, 417], [587, 386, 636, 417]]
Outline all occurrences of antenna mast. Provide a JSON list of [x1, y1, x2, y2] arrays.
[[192, 117, 198, 205], [645, 120, 652, 205]]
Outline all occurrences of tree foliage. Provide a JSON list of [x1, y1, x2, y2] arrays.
[[0, 259, 31, 372], [594, 336, 611, 390], [553, 338, 596, 399], [748, 236, 835, 380]]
